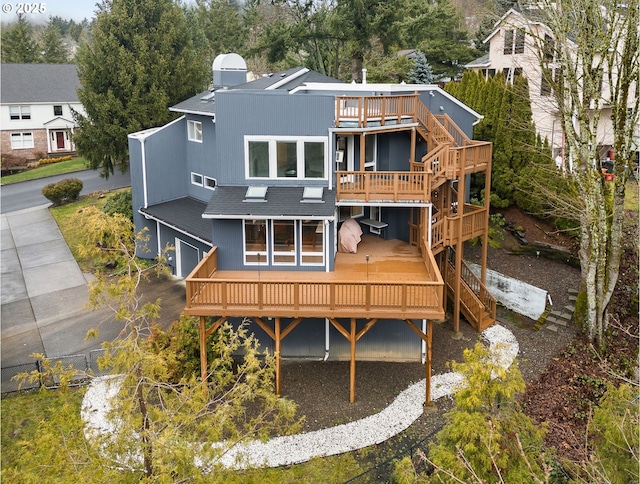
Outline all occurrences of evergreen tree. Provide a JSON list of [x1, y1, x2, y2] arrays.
[[446, 71, 539, 207], [193, 0, 247, 59], [1, 14, 38, 63], [406, 50, 434, 84], [425, 343, 552, 482], [73, 0, 209, 176], [39, 22, 70, 63], [399, 0, 479, 80]]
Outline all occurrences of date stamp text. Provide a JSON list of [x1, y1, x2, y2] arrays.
[[2, 3, 47, 14]]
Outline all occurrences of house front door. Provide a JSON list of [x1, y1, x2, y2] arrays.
[[55, 131, 66, 149]]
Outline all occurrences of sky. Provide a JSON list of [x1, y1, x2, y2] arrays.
[[1, 0, 203, 23], [1, 0, 99, 23]]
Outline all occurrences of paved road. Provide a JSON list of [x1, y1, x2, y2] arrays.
[[1, 168, 131, 213]]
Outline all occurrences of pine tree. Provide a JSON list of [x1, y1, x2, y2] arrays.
[[1, 14, 38, 63], [407, 50, 434, 84], [39, 22, 69, 63], [426, 343, 552, 482], [73, 0, 209, 176]]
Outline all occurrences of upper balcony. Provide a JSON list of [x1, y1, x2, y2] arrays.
[[184, 236, 445, 321]]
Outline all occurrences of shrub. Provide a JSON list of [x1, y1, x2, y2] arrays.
[[42, 178, 83, 205], [38, 155, 73, 165], [0, 153, 27, 172], [102, 190, 133, 221]]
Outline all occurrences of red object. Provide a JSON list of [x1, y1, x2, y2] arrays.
[[605, 173, 614, 181]]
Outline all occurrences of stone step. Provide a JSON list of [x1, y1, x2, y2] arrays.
[[568, 295, 577, 302], [568, 288, 579, 295], [556, 312, 573, 322], [554, 318, 568, 327], [546, 324, 559, 332], [564, 305, 576, 313]]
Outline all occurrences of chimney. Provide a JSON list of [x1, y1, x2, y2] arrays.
[[212, 53, 247, 88]]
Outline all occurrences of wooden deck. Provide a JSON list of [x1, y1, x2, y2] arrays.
[[185, 236, 445, 321]]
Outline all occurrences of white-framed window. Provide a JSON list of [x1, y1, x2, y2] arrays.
[[187, 120, 202, 142], [204, 176, 217, 190], [272, 220, 296, 265], [301, 220, 324, 265], [244, 219, 268, 265], [339, 206, 364, 222], [243, 219, 325, 267], [53, 105, 63, 116], [191, 172, 203, 186], [9, 105, 30, 120], [245, 136, 327, 180], [10, 132, 34, 149]]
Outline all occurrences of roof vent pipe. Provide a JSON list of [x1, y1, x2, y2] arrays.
[[362, 68, 367, 84]]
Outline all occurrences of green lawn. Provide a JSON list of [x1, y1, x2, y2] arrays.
[[1, 157, 89, 185]]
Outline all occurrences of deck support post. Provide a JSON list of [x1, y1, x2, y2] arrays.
[[453, 157, 466, 334], [350, 318, 356, 403], [425, 319, 433, 406], [275, 317, 282, 396]]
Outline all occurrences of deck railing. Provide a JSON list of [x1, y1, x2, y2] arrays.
[[185, 248, 444, 319], [445, 204, 488, 245], [336, 171, 430, 202], [336, 94, 416, 128], [445, 252, 497, 331]]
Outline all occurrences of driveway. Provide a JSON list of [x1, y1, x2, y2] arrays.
[[1, 204, 186, 392]]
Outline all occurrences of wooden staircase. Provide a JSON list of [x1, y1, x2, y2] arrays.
[[413, 104, 497, 331]]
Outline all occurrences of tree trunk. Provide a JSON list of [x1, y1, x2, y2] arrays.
[[136, 370, 153, 477]]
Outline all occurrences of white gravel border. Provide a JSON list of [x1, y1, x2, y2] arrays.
[[81, 324, 519, 470]]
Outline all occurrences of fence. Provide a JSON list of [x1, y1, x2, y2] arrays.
[[1, 349, 107, 393]]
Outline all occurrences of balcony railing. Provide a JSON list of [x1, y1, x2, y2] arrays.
[[185, 246, 445, 321], [336, 171, 431, 202], [445, 204, 488, 245], [336, 94, 417, 128]]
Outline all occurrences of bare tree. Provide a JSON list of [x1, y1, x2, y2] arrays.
[[521, 0, 639, 346]]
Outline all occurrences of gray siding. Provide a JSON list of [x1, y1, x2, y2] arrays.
[[158, 224, 211, 276], [144, 119, 189, 204], [329, 318, 421, 361], [419, 91, 475, 137], [230, 317, 421, 361], [129, 138, 159, 257], [214, 90, 336, 185], [185, 114, 218, 202]]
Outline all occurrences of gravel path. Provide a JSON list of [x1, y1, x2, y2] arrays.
[[81, 325, 519, 471]]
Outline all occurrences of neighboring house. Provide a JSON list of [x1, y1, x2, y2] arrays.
[[465, 7, 637, 170], [1, 64, 83, 161], [128, 53, 495, 404]]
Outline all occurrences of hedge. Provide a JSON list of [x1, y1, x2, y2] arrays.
[[42, 178, 83, 205]]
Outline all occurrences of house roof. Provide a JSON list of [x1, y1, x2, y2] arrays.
[[1, 64, 81, 104], [170, 67, 343, 116], [203, 186, 336, 219], [464, 54, 491, 69], [139, 197, 212, 244]]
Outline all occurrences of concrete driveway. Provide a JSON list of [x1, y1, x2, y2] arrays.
[[1, 205, 186, 391]]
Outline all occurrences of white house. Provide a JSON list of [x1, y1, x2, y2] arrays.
[[1, 64, 84, 161], [465, 7, 638, 169]]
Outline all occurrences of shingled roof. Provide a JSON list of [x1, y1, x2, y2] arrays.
[[1, 64, 81, 103], [203, 186, 336, 219]]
